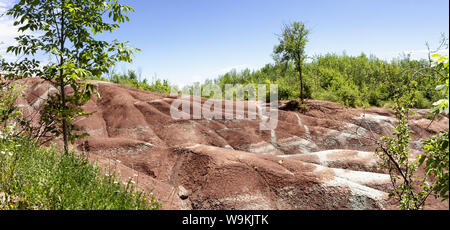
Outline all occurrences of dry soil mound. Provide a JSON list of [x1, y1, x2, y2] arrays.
[[15, 78, 449, 210]]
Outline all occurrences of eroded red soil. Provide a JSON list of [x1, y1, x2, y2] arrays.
[[15, 78, 449, 210]]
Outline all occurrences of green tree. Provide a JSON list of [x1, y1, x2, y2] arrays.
[[0, 0, 139, 154], [418, 53, 449, 201], [375, 53, 449, 210], [375, 86, 432, 210], [273, 21, 309, 103]]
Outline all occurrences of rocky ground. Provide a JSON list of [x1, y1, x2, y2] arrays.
[[15, 78, 449, 210]]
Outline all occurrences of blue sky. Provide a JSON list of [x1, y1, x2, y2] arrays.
[[1, 0, 449, 86]]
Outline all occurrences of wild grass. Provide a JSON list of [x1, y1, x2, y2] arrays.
[[0, 135, 161, 210]]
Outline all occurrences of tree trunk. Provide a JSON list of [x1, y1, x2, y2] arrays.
[[60, 71, 69, 155], [60, 1, 69, 155], [298, 62, 304, 104]]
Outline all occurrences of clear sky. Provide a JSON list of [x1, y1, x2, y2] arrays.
[[1, 0, 449, 86]]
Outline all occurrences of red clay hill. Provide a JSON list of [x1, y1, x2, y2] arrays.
[[15, 78, 449, 210]]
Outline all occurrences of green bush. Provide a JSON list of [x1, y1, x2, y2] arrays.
[[367, 87, 383, 107], [329, 74, 362, 107], [277, 83, 295, 100], [414, 92, 432, 109], [312, 90, 339, 103]]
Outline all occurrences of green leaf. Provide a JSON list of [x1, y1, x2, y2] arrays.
[[431, 53, 440, 58]]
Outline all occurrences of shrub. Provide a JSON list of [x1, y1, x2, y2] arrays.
[[414, 92, 432, 109], [313, 90, 339, 103]]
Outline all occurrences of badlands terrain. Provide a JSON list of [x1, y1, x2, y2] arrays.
[[16, 78, 449, 210]]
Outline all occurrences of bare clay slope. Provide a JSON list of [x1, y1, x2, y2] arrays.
[[17, 78, 449, 210]]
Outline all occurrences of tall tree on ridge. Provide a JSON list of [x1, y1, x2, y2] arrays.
[[274, 21, 309, 103]]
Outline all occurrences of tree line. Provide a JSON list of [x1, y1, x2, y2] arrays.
[[208, 52, 441, 108]]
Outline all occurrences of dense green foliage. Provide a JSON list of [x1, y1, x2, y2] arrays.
[[207, 53, 442, 108], [101, 52, 443, 110], [0, 0, 139, 154]]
